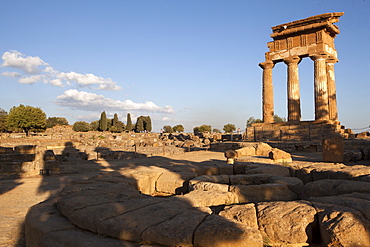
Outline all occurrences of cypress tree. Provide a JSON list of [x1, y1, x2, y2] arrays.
[[113, 113, 118, 126], [126, 113, 132, 131], [144, 116, 152, 132], [135, 117, 144, 132], [99, 111, 107, 131]]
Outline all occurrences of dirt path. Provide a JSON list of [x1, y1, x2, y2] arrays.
[[0, 151, 225, 246]]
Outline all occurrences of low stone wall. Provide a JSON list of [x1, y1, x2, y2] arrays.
[[245, 121, 353, 141], [0, 145, 60, 178]]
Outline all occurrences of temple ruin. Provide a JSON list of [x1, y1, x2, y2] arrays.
[[245, 12, 353, 141]]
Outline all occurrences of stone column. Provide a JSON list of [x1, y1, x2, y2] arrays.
[[259, 61, 275, 123], [311, 55, 330, 121], [284, 56, 301, 121], [327, 58, 339, 121]]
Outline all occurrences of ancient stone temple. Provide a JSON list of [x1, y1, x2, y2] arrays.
[[246, 12, 353, 141]]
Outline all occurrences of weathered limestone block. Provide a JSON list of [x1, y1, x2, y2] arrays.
[[178, 190, 239, 207], [212, 160, 234, 175], [25, 198, 80, 247], [0, 147, 13, 154], [344, 150, 363, 162], [245, 163, 291, 177], [322, 133, 344, 163], [310, 194, 370, 247], [256, 201, 317, 246], [235, 146, 256, 157], [189, 174, 230, 186], [57, 181, 141, 219], [97, 199, 193, 243], [268, 176, 304, 196], [230, 174, 271, 185], [0, 162, 22, 173], [255, 142, 273, 156], [191, 182, 229, 192], [233, 160, 255, 174], [141, 210, 208, 246], [156, 171, 197, 195], [14, 145, 36, 154], [268, 148, 292, 162], [193, 214, 263, 247], [303, 179, 370, 198], [230, 183, 299, 203], [219, 203, 259, 228], [120, 166, 165, 195]]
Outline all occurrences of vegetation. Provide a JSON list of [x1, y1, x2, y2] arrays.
[[0, 108, 8, 133], [223, 123, 236, 133], [246, 114, 286, 127], [213, 128, 221, 133], [163, 125, 173, 133], [273, 114, 286, 123], [99, 111, 108, 131], [90, 120, 99, 131], [46, 117, 68, 128], [173, 124, 184, 133], [126, 113, 132, 131], [7, 104, 46, 136], [73, 121, 91, 132], [193, 124, 211, 134], [135, 117, 144, 132], [112, 113, 119, 127], [143, 116, 152, 132], [134, 116, 152, 132]]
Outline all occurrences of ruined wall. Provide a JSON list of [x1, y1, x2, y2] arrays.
[[244, 121, 353, 142]]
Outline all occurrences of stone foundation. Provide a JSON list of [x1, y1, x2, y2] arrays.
[[244, 121, 353, 141]]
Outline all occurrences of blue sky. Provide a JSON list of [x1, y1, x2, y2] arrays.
[[0, 0, 369, 132]]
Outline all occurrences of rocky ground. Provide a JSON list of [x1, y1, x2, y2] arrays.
[[0, 151, 224, 247], [1, 150, 370, 247]]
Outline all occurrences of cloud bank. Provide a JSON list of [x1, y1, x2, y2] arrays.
[[1, 50, 121, 91], [55, 89, 175, 114]]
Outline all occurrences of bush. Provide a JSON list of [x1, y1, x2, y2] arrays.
[[73, 121, 91, 132]]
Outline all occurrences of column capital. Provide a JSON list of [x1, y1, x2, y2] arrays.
[[283, 55, 301, 65], [327, 57, 339, 64], [310, 54, 328, 61], [259, 61, 275, 69]]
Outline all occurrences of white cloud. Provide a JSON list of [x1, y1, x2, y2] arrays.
[[57, 71, 121, 91], [1, 50, 121, 91], [50, 79, 64, 87], [2, 50, 48, 74], [18, 75, 44, 84], [55, 89, 175, 114], [2, 71, 21, 78]]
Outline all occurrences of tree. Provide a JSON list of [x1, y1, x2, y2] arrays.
[[143, 116, 152, 132], [7, 104, 46, 136], [246, 114, 286, 127], [193, 124, 211, 134], [274, 114, 287, 123], [99, 111, 107, 131], [112, 113, 119, 127], [0, 108, 8, 133], [126, 113, 132, 131], [223, 123, 236, 133], [163, 125, 173, 133], [135, 117, 144, 132], [90, 120, 99, 131], [73, 121, 91, 132], [115, 121, 125, 132], [173, 124, 184, 133], [246, 117, 263, 127], [46, 117, 69, 128], [213, 128, 221, 133]]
